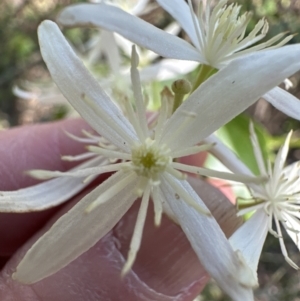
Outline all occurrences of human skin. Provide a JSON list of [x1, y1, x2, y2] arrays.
[[0, 119, 241, 301]]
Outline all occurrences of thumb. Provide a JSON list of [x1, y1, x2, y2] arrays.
[[0, 177, 242, 301]]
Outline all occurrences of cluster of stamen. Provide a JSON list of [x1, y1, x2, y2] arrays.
[[131, 138, 171, 181], [188, 0, 292, 67]]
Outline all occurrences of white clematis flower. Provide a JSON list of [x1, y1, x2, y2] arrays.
[[14, 0, 147, 106], [10, 20, 300, 301], [57, 0, 300, 120], [229, 125, 300, 272], [58, 0, 292, 68], [205, 126, 300, 273], [157, 0, 293, 68], [14, 0, 196, 114]]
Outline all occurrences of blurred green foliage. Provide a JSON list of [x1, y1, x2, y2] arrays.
[[0, 0, 83, 125], [217, 114, 269, 175], [238, 0, 300, 43]]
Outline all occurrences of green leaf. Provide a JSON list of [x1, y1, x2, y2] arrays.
[[217, 114, 269, 175]]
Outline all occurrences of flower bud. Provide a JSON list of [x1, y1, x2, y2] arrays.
[[171, 79, 192, 95]]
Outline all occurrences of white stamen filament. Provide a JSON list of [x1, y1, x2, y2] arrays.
[[87, 145, 131, 160], [64, 130, 99, 144], [61, 152, 97, 161], [171, 162, 266, 184], [121, 184, 151, 276], [27, 162, 131, 180]]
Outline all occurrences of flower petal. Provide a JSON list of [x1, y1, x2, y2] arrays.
[[282, 213, 300, 251], [57, 3, 202, 62], [171, 161, 265, 184], [160, 176, 256, 301], [38, 20, 138, 152], [13, 84, 68, 105], [273, 130, 292, 180], [130, 0, 149, 15], [160, 45, 300, 151], [203, 135, 254, 176], [156, 0, 199, 48], [90, 30, 121, 74], [203, 134, 266, 195], [249, 122, 267, 175], [229, 209, 269, 272], [13, 170, 137, 284], [140, 59, 198, 82], [0, 156, 106, 212], [263, 86, 300, 120]]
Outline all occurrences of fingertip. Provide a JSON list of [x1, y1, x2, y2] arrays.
[[0, 118, 91, 190]]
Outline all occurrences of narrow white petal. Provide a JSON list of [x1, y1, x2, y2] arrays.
[[171, 143, 214, 158], [86, 171, 137, 212], [130, 46, 148, 139], [160, 45, 300, 151], [13, 85, 39, 100], [204, 135, 266, 196], [282, 213, 300, 251], [230, 209, 268, 272], [13, 170, 137, 284], [27, 162, 130, 180], [160, 176, 256, 301], [249, 122, 267, 175], [130, 0, 149, 15], [114, 33, 133, 57], [273, 131, 292, 180], [0, 156, 106, 212], [263, 86, 300, 120], [98, 30, 121, 74], [57, 3, 202, 62], [139, 59, 198, 82], [85, 32, 102, 66], [38, 20, 137, 152], [13, 85, 67, 105], [163, 21, 181, 36], [156, 0, 199, 48], [163, 173, 210, 216], [172, 162, 265, 184], [203, 135, 255, 176]]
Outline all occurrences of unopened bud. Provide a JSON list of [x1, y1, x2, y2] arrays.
[[171, 79, 192, 95]]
